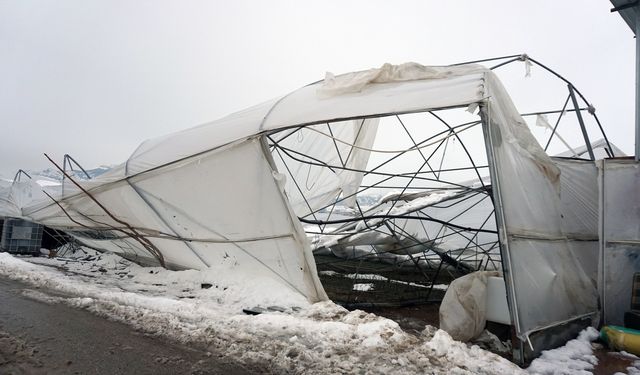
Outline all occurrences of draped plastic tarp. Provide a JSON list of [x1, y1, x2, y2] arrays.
[[0, 180, 50, 218], [482, 76, 599, 341], [122, 64, 486, 178], [440, 271, 501, 342], [23, 139, 327, 302], [270, 118, 379, 216], [5, 62, 599, 326]]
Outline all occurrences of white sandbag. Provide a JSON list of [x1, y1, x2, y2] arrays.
[[439, 271, 500, 342]]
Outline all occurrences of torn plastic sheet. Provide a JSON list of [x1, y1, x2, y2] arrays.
[[535, 114, 578, 157], [317, 62, 484, 97]]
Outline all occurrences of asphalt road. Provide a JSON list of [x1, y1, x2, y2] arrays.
[[0, 276, 255, 375]]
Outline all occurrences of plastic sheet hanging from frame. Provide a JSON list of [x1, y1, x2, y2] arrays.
[[481, 72, 599, 344], [23, 138, 328, 303], [599, 159, 640, 326]]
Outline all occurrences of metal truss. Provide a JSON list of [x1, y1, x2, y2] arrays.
[[62, 154, 92, 195], [12, 169, 32, 183], [456, 54, 613, 159], [265, 54, 611, 307], [267, 108, 499, 306]]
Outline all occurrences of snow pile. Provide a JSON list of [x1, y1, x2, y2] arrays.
[[35, 179, 61, 187], [24, 248, 309, 315], [624, 361, 640, 375], [320, 270, 449, 290], [0, 251, 524, 374], [352, 283, 374, 291], [611, 351, 640, 375], [386, 191, 458, 217], [527, 327, 599, 375]]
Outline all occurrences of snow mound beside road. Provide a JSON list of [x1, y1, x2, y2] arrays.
[[0, 251, 523, 374]]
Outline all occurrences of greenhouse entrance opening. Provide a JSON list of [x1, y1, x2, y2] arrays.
[[267, 106, 499, 329]]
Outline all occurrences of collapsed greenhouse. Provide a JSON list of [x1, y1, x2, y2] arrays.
[[0, 55, 634, 363]]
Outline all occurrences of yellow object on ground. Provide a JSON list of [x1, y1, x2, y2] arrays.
[[600, 325, 640, 356]]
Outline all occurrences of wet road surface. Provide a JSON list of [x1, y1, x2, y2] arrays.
[[0, 276, 256, 374]]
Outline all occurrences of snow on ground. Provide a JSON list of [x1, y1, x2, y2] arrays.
[[527, 327, 599, 375], [2, 249, 628, 375], [35, 178, 61, 187], [525, 328, 640, 374], [352, 283, 374, 291], [0, 249, 523, 374], [612, 352, 640, 375], [622, 361, 640, 375], [319, 270, 449, 290], [2, 249, 629, 375]]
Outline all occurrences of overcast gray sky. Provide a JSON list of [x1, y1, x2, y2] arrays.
[[0, 0, 635, 177]]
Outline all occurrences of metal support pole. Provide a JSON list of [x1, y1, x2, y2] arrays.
[[568, 84, 595, 160], [62, 154, 92, 196], [12, 169, 31, 183], [636, 6, 640, 161], [479, 103, 523, 342]]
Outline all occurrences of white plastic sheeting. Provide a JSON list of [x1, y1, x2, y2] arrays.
[[270, 118, 379, 216], [556, 159, 600, 282], [486, 275, 511, 325], [0, 180, 49, 218], [555, 138, 625, 160], [317, 62, 480, 97], [0, 184, 21, 218], [599, 159, 640, 326]]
